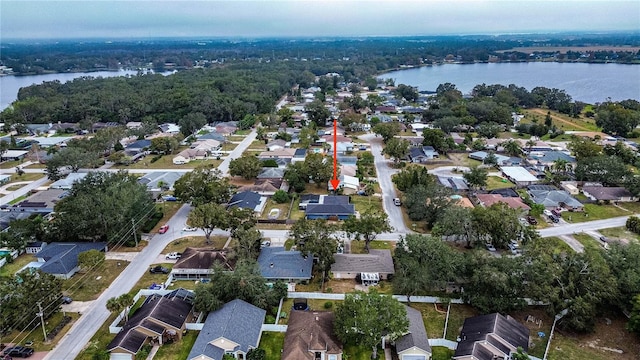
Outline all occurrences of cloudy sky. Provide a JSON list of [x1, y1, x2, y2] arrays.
[[1, 0, 639, 39]]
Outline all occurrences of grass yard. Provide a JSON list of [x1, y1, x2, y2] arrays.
[[522, 108, 599, 132], [235, 129, 251, 135], [351, 194, 384, 213], [152, 330, 198, 360], [344, 343, 386, 360], [8, 172, 45, 183], [498, 132, 532, 140], [260, 198, 291, 220], [5, 183, 27, 191], [2, 311, 81, 351], [349, 240, 395, 254], [400, 205, 429, 233], [485, 176, 515, 190], [445, 153, 482, 168], [445, 304, 479, 341], [247, 139, 266, 150], [561, 204, 629, 223], [617, 201, 640, 213], [110, 240, 148, 252], [432, 346, 455, 360], [573, 234, 605, 253], [227, 135, 246, 142], [599, 227, 640, 243], [62, 260, 130, 301], [8, 195, 27, 204], [409, 303, 447, 339], [0, 253, 36, 278], [128, 262, 174, 296], [304, 183, 330, 195], [529, 237, 575, 254], [259, 331, 285, 360], [162, 235, 229, 253], [289, 198, 305, 220], [220, 142, 237, 151]]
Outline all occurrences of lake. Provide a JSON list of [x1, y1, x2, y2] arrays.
[[0, 69, 174, 111], [383, 62, 640, 104]]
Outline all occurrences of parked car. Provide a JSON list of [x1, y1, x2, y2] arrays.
[[149, 266, 169, 274], [526, 216, 538, 225], [165, 252, 182, 260], [3, 346, 33, 358], [548, 214, 560, 223], [260, 240, 271, 248], [161, 195, 177, 202], [551, 209, 562, 217], [182, 226, 197, 232], [2, 354, 12, 360], [61, 296, 73, 304], [158, 225, 169, 234], [485, 243, 497, 252], [543, 209, 552, 217], [393, 198, 402, 206]]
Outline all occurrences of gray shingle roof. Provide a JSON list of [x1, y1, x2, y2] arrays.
[[331, 249, 395, 274], [257, 247, 313, 280], [454, 313, 530, 358], [187, 299, 266, 360], [228, 191, 261, 210], [396, 305, 431, 354], [36, 242, 107, 276], [527, 185, 583, 208], [257, 168, 285, 179]]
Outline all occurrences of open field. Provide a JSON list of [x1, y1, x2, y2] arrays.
[[162, 235, 229, 253], [445, 153, 482, 168], [496, 46, 640, 54], [62, 260, 131, 301], [522, 108, 599, 132], [599, 226, 640, 243]]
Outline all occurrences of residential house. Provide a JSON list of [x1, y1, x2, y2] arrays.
[[305, 195, 355, 220], [171, 248, 235, 281], [197, 131, 226, 143], [25, 123, 53, 136], [159, 123, 181, 134], [186, 299, 266, 360], [107, 289, 194, 360], [375, 105, 397, 114], [124, 139, 152, 157], [173, 139, 220, 165], [298, 194, 321, 210], [34, 242, 107, 279], [10, 189, 68, 214], [292, 148, 307, 163], [475, 194, 530, 211], [227, 191, 267, 215], [266, 139, 287, 151], [257, 246, 313, 283], [326, 138, 354, 155], [500, 166, 540, 187], [258, 148, 297, 160], [395, 305, 432, 360], [409, 146, 439, 163], [468, 151, 514, 166], [282, 310, 343, 360], [328, 175, 360, 194], [24, 241, 47, 254], [214, 122, 238, 136], [49, 173, 89, 190], [0, 174, 10, 185], [437, 177, 469, 192], [92, 122, 121, 133], [238, 179, 287, 196], [138, 172, 187, 196], [331, 249, 395, 281], [527, 185, 583, 210], [126, 122, 143, 130], [1, 150, 29, 162], [257, 167, 285, 180], [489, 188, 520, 198], [453, 313, 530, 360], [582, 186, 638, 203], [528, 150, 576, 169]]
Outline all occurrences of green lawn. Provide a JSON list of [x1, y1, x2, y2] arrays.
[[432, 346, 455, 360], [227, 135, 246, 142], [3, 311, 81, 351], [445, 305, 479, 341], [343, 344, 386, 360], [617, 201, 640, 213], [408, 303, 447, 339], [153, 331, 198, 360], [561, 204, 629, 223], [162, 235, 229, 253], [8, 195, 27, 204], [235, 129, 251, 135], [599, 227, 640, 243], [573, 234, 605, 253], [528, 237, 575, 254], [260, 198, 291, 220], [62, 260, 131, 301], [221, 142, 238, 151], [259, 331, 285, 360], [8, 172, 45, 183], [289, 198, 305, 220], [128, 262, 174, 296], [351, 194, 384, 213], [0, 253, 36, 278], [485, 176, 515, 190], [349, 240, 395, 254]]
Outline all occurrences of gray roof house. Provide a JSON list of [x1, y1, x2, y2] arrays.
[[395, 306, 432, 360], [282, 310, 343, 360], [187, 299, 265, 360], [582, 186, 638, 202], [409, 146, 439, 163], [10, 189, 68, 214], [198, 131, 226, 142], [453, 313, 530, 360], [227, 191, 267, 215], [527, 185, 583, 210], [124, 139, 152, 156], [257, 167, 285, 179], [257, 246, 313, 282], [529, 150, 576, 168], [331, 249, 395, 280], [138, 171, 187, 193], [49, 172, 89, 190], [468, 151, 514, 166], [305, 196, 355, 220], [35, 242, 107, 279]]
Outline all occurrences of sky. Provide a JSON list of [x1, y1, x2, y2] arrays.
[[1, 0, 639, 40]]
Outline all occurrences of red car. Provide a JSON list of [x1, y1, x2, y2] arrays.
[[158, 225, 169, 234]]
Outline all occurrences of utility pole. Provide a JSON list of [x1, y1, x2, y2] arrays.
[[132, 218, 138, 247], [37, 302, 47, 342]]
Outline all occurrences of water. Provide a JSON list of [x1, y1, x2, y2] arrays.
[[383, 62, 640, 104], [0, 69, 174, 111]]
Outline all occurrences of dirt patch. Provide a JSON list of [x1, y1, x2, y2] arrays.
[[324, 279, 360, 293]]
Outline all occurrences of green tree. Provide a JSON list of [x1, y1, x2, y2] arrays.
[[48, 171, 154, 244], [174, 167, 233, 206], [393, 234, 461, 303], [272, 190, 290, 204], [283, 162, 308, 193], [391, 165, 434, 191], [432, 206, 477, 247], [604, 242, 640, 309], [188, 203, 253, 245], [512, 347, 532, 360], [502, 139, 523, 157], [472, 203, 537, 249], [150, 136, 180, 155], [45, 146, 99, 180], [462, 166, 488, 189], [77, 249, 105, 270], [475, 122, 501, 139], [305, 99, 331, 127], [303, 153, 333, 187], [246, 348, 266, 360], [290, 218, 338, 281], [395, 84, 419, 102], [568, 137, 602, 161], [628, 294, 640, 336], [404, 183, 453, 228], [574, 155, 630, 186], [179, 112, 207, 137], [382, 137, 410, 164], [232, 226, 263, 260], [423, 128, 455, 154], [334, 289, 408, 359], [277, 108, 294, 127], [343, 210, 391, 252], [372, 122, 401, 143], [229, 155, 263, 180]]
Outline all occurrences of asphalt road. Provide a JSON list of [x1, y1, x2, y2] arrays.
[[217, 128, 257, 176], [0, 176, 49, 205], [361, 134, 409, 233], [537, 215, 631, 237]]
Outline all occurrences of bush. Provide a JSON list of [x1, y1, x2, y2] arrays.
[[265, 314, 276, 324], [247, 348, 266, 360], [261, 159, 279, 167], [141, 209, 164, 233], [150, 154, 162, 163], [272, 190, 290, 204], [323, 301, 333, 309]]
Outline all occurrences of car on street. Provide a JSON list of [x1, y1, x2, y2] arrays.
[[149, 266, 169, 274], [61, 296, 73, 304], [485, 243, 497, 252], [165, 252, 182, 260], [158, 225, 169, 234], [3, 346, 34, 358], [393, 198, 402, 206], [182, 226, 197, 232]]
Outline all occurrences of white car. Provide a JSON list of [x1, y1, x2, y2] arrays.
[[485, 243, 497, 252], [165, 252, 182, 260], [182, 226, 197, 232]]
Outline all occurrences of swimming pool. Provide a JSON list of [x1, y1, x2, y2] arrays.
[[0, 250, 10, 256]]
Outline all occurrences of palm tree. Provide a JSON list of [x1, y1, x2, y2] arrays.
[[119, 293, 134, 322], [525, 139, 537, 154], [106, 297, 123, 316], [503, 140, 523, 157]]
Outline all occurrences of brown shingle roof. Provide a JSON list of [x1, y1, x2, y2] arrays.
[[173, 248, 235, 270], [282, 311, 342, 360], [476, 194, 530, 210]]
